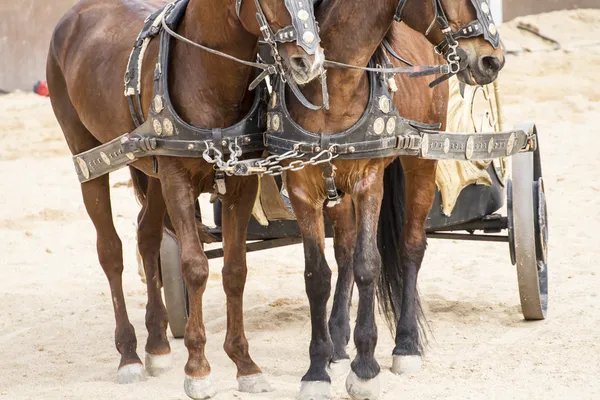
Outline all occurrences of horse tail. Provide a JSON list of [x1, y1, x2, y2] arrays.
[[129, 166, 149, 205], [376, 158, 428, 349]]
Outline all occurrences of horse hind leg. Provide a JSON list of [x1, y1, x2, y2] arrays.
[[47, 66, 145, 383], [135, 175, 173, 377]]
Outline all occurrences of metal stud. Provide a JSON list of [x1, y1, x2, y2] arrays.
[[100, 152, 111, 165], [465, 136, 475, 160], [379, 96, 391, 113], [349, 146, 356, 153], [298, 9, 309, 21], [271, 93, 277, 109], [443, 138, 450, 154], [315, 146, 321, 152], [153, 95, 164, 113], [267, 113, 271, 130], [222, 140, 228, 147], [481, 2, 490, 13], [488, 23, 497, 36], [163, 118, 174, 136], [506, 132, 516, 155], [272, 114, 281, 132], [125, 153, 135, 161], [153, 119, 163, 135], [386, 117, 396, 134], [76, 157, 90, 179], [488, 137, 495, 154], [421, 135, 429, 157], [188, 144, 194, 150], [373, 118, 385, 135], [302, 31, 315, 45]]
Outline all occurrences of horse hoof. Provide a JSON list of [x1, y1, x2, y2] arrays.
[[327, 359, 351, 380], [299, 381, 331, 400], [345, 371, 380, 400], [237, 373, 273, 393], [184, 374, 217, 399], [145, 353, 173, 377], [391, 355, 422, 375], [117, 363, 147, 384]]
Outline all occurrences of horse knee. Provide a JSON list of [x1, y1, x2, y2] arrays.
[[97, 234, 123, 274], [353, 251, 381, 287], [181, 252, 209, 289]]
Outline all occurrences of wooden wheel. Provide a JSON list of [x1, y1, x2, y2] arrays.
[[507, 123, 548, 320], [160, 228, 188, 338]]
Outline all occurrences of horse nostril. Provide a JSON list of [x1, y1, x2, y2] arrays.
[[480, 55, 502, 74], [290, 55, 310, 73]]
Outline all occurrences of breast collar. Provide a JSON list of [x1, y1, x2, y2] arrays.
[[265, 55, 441, 161]]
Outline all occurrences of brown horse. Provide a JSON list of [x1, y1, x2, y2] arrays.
[[47, 0, 323, 397], [280, 0, 506, 399]]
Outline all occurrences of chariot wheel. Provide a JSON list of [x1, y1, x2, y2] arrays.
[[507, 123, 548, 320], [160, 228, 188, 338]]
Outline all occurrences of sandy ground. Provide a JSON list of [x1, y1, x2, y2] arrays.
[[2, 9, 600, 400]]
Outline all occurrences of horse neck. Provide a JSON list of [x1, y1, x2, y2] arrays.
[[168, 0, 258, 127], [290, 0, 398, 130]]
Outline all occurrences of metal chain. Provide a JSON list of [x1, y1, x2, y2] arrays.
[[260, 148, 339, 176]]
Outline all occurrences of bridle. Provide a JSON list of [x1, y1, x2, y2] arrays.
[[394, 0, 500, 83]]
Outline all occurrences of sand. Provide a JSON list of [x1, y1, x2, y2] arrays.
[[1, 9, 600, 400]]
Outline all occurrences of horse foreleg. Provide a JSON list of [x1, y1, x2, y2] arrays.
[[220, 176, 272, 393], [287, 169, 333, 400], [158, 159, 215, 400], [325, 196, 356, 378], [136, 175, 172, 376], [345, 169, 385, 400]]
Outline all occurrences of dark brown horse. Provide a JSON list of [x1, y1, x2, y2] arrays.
[[281, 1, 505, 399], [47, 0, 322, 398]]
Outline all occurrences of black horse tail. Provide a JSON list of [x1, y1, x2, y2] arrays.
[[129, 166, 149, 205], [376, 158, 428, 350]]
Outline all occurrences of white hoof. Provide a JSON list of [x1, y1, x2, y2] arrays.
[[237, 373, 273, 393], [184, 374, 217, 400], [299, 381, 331, 400], [327, 359, 351, 380], [391, 355, 422, 375], [345, 371, 380, 400], [117, 363, 147, 384], [145, 353, 173, 377]]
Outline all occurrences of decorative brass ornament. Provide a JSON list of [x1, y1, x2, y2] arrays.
[[153, 95, 163, 113], [373, 118, 385, 135], [100, 152, 111, 165], [76, 157, 90, 179], [163, 118, 174, 136], [153, 119, 163, 135], [386, 117, 396, 134], [302, 31, 315, 44]]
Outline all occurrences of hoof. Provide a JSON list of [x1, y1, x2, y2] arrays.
[[237, 373, 273, 393], [145, 353, 173, 377], [184, 374, 217, 400], [299, 381, 331, 400], [327, 359, 351, 380], [391, 355, 422, 375], [117, 363, 147, 384], [345, 371, 380, 400]]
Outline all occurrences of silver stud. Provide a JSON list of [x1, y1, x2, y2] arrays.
[[421, 135, 429, 157], [506, 132, 516, 155], [153, 119, 163, 135], [272, 114, 281, 131], [373, 118, 385, 135], [125, 153, 135, 161], [481, 2, 490, 13], [488, 23, 497, 36], [466, 136, 475, 160], [222, 140, 228, 147], [163, 118, 174, 136], [302, 31, 315, 45], [443, 138, 450, 154], [349, 146, 356, 153], [188, 144, 194, 150], [386, 118, 396, 134], [100, 152, 111, 165], [315, 146, 321, 152], [298, 9, 309, 21], [488, 137, 495, 154], [153, 95, 163, 113], [379, 96, 390, 113], [271, 93, 277, 109], [76, 157, 90, 179]]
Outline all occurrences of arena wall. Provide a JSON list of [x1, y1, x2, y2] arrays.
[[0, 0, 77, 92], [503, 0, 600, 22]]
